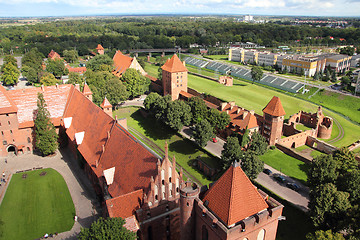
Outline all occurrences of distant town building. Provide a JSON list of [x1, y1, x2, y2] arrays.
[[243, 14, 254, 22], [48, 50, 61, 60], [96, 44, 104, 55], [218, 76, 233, 86]]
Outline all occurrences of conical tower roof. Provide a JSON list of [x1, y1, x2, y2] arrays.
[[161, 54, 188, 73], [262, 96, 286, 117], [100, 96, 112, 109], [202, 162, 268, 226], [82, 83, 92, 95]]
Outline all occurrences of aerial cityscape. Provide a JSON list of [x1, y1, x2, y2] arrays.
[[0, 6, 359, 240]]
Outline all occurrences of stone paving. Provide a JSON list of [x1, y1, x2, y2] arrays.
[[0, 147, 101, 240]]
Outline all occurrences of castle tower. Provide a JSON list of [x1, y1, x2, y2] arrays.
[[179, 181, 200, 240], [82, 83, 93, 102], [262, 96, 286, 145], [161, 54, 188, 101], [96, 44, 104, 55], [100, 96, 112, 117]]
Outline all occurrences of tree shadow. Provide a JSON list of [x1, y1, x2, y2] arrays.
[[233, 83, 247, 87], [169, 139, 197, 155]]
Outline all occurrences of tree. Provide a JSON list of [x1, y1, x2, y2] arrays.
[[313, 71, 320, 81], [333, 147, 358, 174], [339, 46, 355, 56], [247, 131, 267, 155], [164, 100, 192, 131], [1, 55, 17, 71], [241, 129, 250, 147], [46, 59, 68, 77], [40, 72, 58, 86], [188, 96, 208, 124], [144, 92, 162, 112], [340, 76, 350, 88], [63, 49, 78, 63], [34, 93, 58, 156], [120, 68, 150, 98], [221, 136, 242, 170], [67, 72, 84, 85], [157, 67, 162, 80], [250, 66, 263, 84], [78, 217, 136, 240], [240, 151, 264, 180], [105, 78, 129, 106], [306, 230, 345, 240], [87, 54, 113, 72], [206, 109, 230, 131], [21, 65, 38, 84], [323, 69, 331, 82], [193, 119, 213, 147], [1, 63, 19, 85], [331, 71, 337, 83], [308, 155, 338, 188]]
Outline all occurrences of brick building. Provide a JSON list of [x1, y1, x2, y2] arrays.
[[112, 50, 147, 77], [96, 44, 104, 55], [161, 54, 188, 101]]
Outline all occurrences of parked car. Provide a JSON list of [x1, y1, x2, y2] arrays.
[[263, 168, 272, 175], [286, 182, 300, 192], [212, 138, 218, 143], [274, 174, 286, 184]]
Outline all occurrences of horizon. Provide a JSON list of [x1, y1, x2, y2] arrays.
[[0, 0, 359, 18]]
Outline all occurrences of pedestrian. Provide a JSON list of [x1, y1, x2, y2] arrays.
[[2, 172, 5, 178], [4, 159, 7, 164]]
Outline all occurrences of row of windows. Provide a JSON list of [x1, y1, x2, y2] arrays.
[[0, 120, 12, 127], [202, 225, 266, 240]]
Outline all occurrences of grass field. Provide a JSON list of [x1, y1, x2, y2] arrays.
[[114, 107, 221, 186], [0, 168, 75, 240], [259, 149, 309, 184]]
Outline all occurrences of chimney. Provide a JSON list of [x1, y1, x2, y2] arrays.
[[226, 110, 229, 114], [229, 101, 236, 107], [237, 108, 242, 114], [250, 110, 255, 115]]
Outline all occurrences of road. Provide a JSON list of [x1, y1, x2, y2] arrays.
[[179, 126, 310, 212]]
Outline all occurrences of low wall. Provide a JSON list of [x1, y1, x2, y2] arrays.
[[196, 158, 218, 178], [306, 136, 338, 154], [278, 130, 314, 148], [276, 144, 312, 164]]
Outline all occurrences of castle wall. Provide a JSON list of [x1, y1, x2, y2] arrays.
[[306, 136, 338, 154], [317, 117, 332, 139], [278, 130, 315, 148]]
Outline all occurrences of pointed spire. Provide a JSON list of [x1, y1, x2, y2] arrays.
[[262, 96, 285, 117], [101, 96, 111, 108], [82, 82, 92, 95], [164, 141, 169, 160]]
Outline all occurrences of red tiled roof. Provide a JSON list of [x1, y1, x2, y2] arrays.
[[262, 96, 286, 117], [98, 123, 158, 197], [106, 189, 143, 219], [112, 50, 133, 77], [100, 96, 112, 108], [82, 83, 92, 95], [123, 216, 140, 232], [161, 54, 188, 73], [202, 163, 268, 226], [0, 85, 18, 114], [67, 66, 87, 74], [96, 44, 104, 50], [222, 104, 260, 130], [48, 50, 61, 60], [63, 88, 159, 197], [6, 85, 72, 127], [179, 90, 194, 99]]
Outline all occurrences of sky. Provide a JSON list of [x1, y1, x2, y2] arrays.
[[0, 0, 359, 17]]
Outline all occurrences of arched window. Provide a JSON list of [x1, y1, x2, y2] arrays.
[[27, 137, 31, 143], [202, 225, 208, 240], [257, 229, 265, 240]]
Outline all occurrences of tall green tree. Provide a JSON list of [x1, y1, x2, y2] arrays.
[[67, 72, 84, 86], [308, 155, 338, 188], [120, 68, 150, 98], [87, 54, 113, 72], [78, 217, 136, 240], [221, 136, 242, 170], [144, 92, 162, 112], [40, 72, 58, 86], [241, 129, 251, 147], [165, 100, 192, 131], [240, 151, 264, 181], [1, 63, 19, 85], [250, 66, 263, 84], [188, 96, 208, 124], [247, 131, 267, 155], [21, 65, 38, 84], [193, 119, 213, 147], [46, 59, 68, 77], [306, 230, 345, 240], [1, 55, 17, 71], [34, 93, 58, 156], [63, 49, 78, 63]]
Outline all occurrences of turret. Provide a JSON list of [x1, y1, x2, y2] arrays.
[[82, 82, 93, 102], [180, 181, 200, 240], [101, 96, 112, 117]]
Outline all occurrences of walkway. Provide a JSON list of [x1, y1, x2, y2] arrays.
[[0, 148, 101, 239], [179, 127, 310, 212]]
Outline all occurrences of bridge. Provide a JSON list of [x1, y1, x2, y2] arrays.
[[128, 48, 188, 57]]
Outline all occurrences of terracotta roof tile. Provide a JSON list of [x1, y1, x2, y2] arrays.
[[106, 189, 143, 218], [112, 50, 133, 77], [202, 163, 268, 226], [123, 215, 140, 232], [67, 66, 87, 74], [262, 96, 286, 117], [6, 85, 72, 126], [0, 85, 18, 114], [96, 44, 104, 50], [48, 50, 61, 60], [161, 54, 188, 73], [222, 104, 260, 130]]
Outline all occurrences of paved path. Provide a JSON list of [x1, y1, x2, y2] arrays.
[[179, 126, 310, 211], [0, 148, 100, 239]]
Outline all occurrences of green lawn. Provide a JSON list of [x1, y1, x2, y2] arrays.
[[0, 168, 75, 240], [144, 62, 159, 78], [295, 124, 312, 131], [186, 73, 360, 148], [114, 107, 221, 186], [204, 55, 228, 60], [259, 149, 308, 184]]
